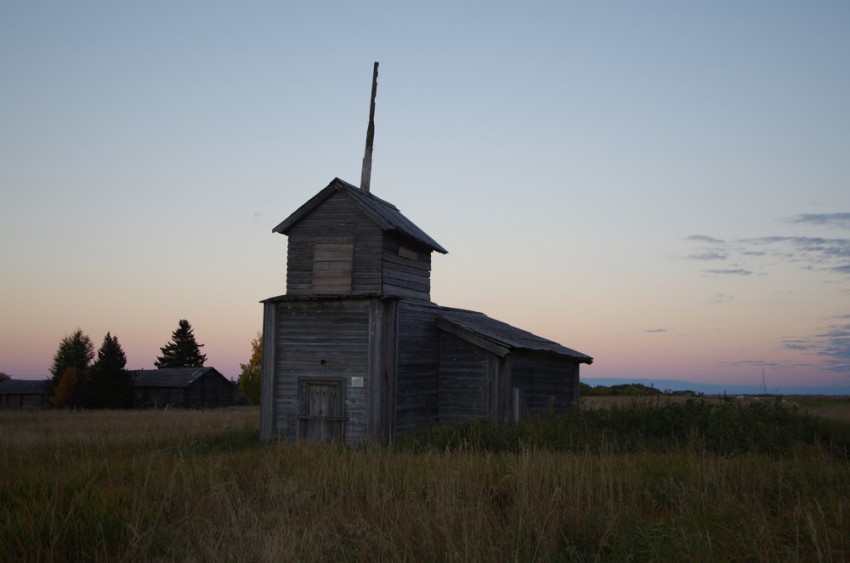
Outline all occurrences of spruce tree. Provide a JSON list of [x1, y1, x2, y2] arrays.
[[50, 329, 94, 383], [155, 319, 207, 368], [48, 329, 94, 400], [88, 333, 133, 408]]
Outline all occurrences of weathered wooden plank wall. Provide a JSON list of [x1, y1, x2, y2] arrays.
[[510, 354, 579, 416], [260, 302, 277, 441], [438, 332, 491, 423], [285, 193, 384, 295], [381, 238, 432, 300], [395, 300, 440, 433], [272, 298, 372, 442]]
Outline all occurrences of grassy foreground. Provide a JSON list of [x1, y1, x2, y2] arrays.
[[2, 402, 849, 562]]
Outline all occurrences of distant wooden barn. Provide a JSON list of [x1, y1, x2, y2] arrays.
[[260, 178, 592, 443], [0, 379, 48, 410], [131, 368, 235, 408]]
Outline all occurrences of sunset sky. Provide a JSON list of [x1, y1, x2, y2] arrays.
[[2, 2, 848, 392]]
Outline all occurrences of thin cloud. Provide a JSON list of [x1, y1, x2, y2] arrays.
[[787, 213, 850, 230], [719, 359, 791, 371], [644, 328, 667, 333], [781, 320, 850, 373], [704, 268, 752, 276], [686, 235, 725, 244], [686, 235, 850, 275], [688, 251, 727, 261]]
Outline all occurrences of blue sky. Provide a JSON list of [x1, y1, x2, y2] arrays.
[[1, 2, 849, 392]]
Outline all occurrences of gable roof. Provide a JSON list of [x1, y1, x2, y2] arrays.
[[273, 177, 448, 254], [131, 367, 228, 388], [437, 307, 593, 363], [0, 379, 49, 395]]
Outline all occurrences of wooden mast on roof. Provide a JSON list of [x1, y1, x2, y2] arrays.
[[360, 61, 379, 193]]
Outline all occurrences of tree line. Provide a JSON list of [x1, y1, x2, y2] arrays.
[[47, 319, 210, 409]]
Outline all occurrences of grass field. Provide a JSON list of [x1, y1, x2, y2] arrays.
[[2, 400, 849, 562], [582, 394, 850, 423]]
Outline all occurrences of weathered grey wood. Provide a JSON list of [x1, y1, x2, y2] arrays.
[[395, 300, 440, 432], [435, 318, 511, 357], [438, 332, 490, 423], [397, 245, 419, 261], [286, 193, 384, 296], [271, 298, 372, 443], [510, 353, 580, 416], [360, 62, 378, 193], [264, 175, 591, 443], [260, 301, 277, 442]]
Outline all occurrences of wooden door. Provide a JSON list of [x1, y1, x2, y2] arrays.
[[299, 381, 344, 442]]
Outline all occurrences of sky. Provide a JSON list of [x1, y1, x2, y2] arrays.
[[1, 2, 849, 392]]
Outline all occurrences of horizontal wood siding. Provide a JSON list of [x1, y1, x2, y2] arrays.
[[285, 193, 383, 295], [273, 299, 372, 442], [438, 333, 492, 423], [395, 300, 440, 433], [510, 354, 580, 417], [382, 237, 432, 300]]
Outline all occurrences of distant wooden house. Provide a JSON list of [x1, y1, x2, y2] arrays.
[[0, 379, 49, 410], [131, 368, 235, 408], [260, 178, 592, 443]]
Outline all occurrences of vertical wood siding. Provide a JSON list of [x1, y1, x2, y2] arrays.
[[510, 354, 579, 416], [272, 298, 372, 442]]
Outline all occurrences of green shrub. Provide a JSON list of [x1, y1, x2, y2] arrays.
[[394, 398, 850, 458]]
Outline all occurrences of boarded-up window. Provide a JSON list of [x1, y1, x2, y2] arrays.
[[398, 245, 419, 261], [312, 240, 353, 294]]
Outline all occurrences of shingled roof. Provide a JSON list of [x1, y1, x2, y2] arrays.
[[131, 367, 224, 388], [273, 177, 448, 254], [437, 307, 593, 363]]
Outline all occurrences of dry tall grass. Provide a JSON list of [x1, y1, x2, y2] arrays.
[[2, 407, 848, 561]]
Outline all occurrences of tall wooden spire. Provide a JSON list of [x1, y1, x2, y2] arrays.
[[360, 61, 379, 193]]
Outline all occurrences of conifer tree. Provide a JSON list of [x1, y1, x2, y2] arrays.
[[48, 329, 94, 400], [50, 329, 94, 382], [87, 332, 133, 408], [155, 319, 207, 368]]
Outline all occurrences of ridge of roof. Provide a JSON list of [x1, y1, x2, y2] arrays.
[[273, 178, 448, 254]]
